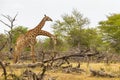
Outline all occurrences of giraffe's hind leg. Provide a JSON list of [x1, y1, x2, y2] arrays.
[[13, 51, 20, 63], [30, 45, 36, 63], [13, 46, 22, 63]]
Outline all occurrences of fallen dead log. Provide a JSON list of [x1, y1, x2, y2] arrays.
[[43, 51, 99, 63], [90, 68, 116, 78], [62, 66, 85, 73], [4, 50, 99, 69], [9, 62, 43, 68]]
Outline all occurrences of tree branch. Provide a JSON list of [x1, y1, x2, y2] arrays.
[[0, 20, 11, 27], [0, 60, 7, 80], [43, 51, 99, 63], [7, 50, 99, 69], [1, 14, 12, 22], [13, 13, 18, 22]]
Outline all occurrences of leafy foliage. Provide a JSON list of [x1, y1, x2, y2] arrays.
[[52, 9, 90, 50], [1, 12, 120, 54], [98, 13, 120, 52], [0, 34, 7, 51], [11, 26, 28, 44]]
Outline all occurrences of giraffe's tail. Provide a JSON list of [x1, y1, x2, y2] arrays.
[[9, 47, 14, 54]]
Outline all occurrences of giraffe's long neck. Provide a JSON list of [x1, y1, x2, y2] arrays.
[[35, 17, 46, 30], [28, 28, 54, 38], [38, 30, 54, 38]]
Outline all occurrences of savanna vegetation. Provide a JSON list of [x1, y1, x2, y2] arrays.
[[1, 9, 120, 80]]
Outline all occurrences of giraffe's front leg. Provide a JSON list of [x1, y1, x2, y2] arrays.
[[13, 46, 22, 63], [13, 52, 18, 63], [30, 45, 36, 63]]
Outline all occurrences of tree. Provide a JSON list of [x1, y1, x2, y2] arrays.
[[41, 37, 67, 51], [83, 28, 103, 52], [52, 9, 90, 50], [0, 13, 18, 50], [98, 13, 120, 53], [0, 26, 27, 52], [11, 26, 28, 44]]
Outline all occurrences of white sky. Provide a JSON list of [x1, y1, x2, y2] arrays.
[[0, 0, 120, 34]]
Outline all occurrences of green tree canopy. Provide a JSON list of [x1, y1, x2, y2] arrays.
[[98, 13, 120, 52], [53, 9, 89, 37], [52, 9, 90, 49], [11, 26, 28, 44]]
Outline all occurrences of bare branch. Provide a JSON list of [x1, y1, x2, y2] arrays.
[[0, 19, 11, 27], [43, 50, 99, 63], [1, 14, 12, 22], [7, 15, 12, 22], [0, 13, 18, 51], [1, 13, 18, 23], [13, 13, 18, 22]]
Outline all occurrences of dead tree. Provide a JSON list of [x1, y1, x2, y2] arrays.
[[43, 49, 98, 63], [0, 13, 18, 51], [0, 60, 7, 80]]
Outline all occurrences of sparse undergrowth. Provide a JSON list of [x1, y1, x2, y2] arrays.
[[0, 62, 120, 80]]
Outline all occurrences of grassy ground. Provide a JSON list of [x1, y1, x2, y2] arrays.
[[46, 63, 120, 80], [0, 62, 120, 80]]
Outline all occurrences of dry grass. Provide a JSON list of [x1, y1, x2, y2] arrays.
[[46, 63, 120, 80], [0, 62, 120, 80]]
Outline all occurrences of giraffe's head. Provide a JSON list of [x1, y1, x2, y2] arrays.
[[44, 14, 53, 21]]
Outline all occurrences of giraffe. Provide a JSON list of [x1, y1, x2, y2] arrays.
[[35, 14, 53, 30], [13, 15, 56, 63]]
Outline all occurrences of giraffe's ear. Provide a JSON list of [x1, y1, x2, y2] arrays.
[[44, 14, 46, 17]]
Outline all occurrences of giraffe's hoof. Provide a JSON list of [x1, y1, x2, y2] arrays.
[[13, 60, 17, 63], [32, 61, 36, 63], [32, 59, 37, 63], [13, 59, 18, 64], [14, 61, 18, 64]]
